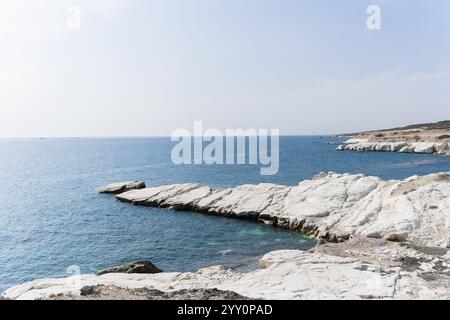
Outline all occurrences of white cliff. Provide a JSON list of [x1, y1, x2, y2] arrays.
[[335, 121, 450, 155], [4, 246, 450, 300], [336, 138, 449, 155]]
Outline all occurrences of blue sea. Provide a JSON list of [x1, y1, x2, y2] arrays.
[[1, 136, 450, 293]]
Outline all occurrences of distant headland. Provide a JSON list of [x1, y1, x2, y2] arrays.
[[336, 120, 450, 155]]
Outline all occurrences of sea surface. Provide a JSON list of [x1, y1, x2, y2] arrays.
[[1, 136, 450, 292]]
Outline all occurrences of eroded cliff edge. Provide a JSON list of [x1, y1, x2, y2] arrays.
[[336, 120, 450, 155]]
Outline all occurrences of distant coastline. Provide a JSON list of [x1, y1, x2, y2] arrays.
[[336, 120, 450, 155]]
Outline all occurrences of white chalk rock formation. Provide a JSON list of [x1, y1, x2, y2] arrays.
[[116, 172, 450, 248], [96, 181, 146, 194], [4, 172, 450, 300], [4, 249, 450, 300], [336, 139, 449, 155]]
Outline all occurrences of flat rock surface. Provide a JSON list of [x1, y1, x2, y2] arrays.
[[96, 181, 146, 194], [3, 249, 450, 300], [337, 139, 449, 155]]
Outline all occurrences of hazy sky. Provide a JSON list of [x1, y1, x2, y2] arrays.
[[1, 0, 449, 137]]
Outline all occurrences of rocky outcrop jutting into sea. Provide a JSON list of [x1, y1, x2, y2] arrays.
[[335, 121, 450, 155], [3, 172, 450, 300], [96, 181, 146, 194], [4, 241, 450, 300], [336, 138, 450, 155], [114, 172, 450, 248]]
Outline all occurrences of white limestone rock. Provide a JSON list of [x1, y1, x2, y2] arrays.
[[112, 172, 450, 248], [5, 172, 450, 300], [343, 138, 369, 144], [96, 181, 146, 194], [413, 142, 436, 154], [338, 140, 449, 156], [4, 250, 450, 300]]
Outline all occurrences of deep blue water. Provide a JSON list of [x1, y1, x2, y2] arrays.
[[1, 136, 450, 292]]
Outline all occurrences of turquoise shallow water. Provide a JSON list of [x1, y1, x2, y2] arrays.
[[1, 136, 450, 292]]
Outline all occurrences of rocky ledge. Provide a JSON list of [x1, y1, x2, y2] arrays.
[[114, 172, 450, 247], [336, 120, 450, 155], [96, 181, 146, 194], [3, 172, 450, 300], [336, 138, 449, 155], [3, 241, 450, 300]]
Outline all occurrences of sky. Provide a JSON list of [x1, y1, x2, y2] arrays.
[[0, 0, 449, 137]]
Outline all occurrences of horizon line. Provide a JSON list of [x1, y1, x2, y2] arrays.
[[0, 134, 344, 140]]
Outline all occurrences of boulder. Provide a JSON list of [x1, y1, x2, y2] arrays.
[[412, 143, 435, 154], [96, 260, 162, 276]]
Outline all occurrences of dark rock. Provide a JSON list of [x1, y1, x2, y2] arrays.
[[96, 260, 162, 276], [54, 285, 251, 300]]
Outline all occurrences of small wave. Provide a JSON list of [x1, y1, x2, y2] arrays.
[[19, 236, 32, 243], [218, 249, 233, 256]]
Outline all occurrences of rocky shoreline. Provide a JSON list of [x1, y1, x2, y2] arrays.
[[336, 138, 449, 155], [3, 171, 450, 300], [114, 172, 450, 247], [3, 239, 450, 300], [336, 121, 450, 155]]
